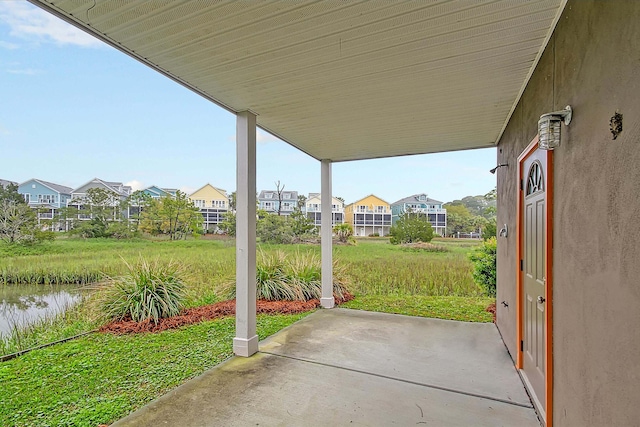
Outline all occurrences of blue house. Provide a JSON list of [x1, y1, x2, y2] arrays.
[[390, 193, 447, 236], [18, 179, 74, 230], [141, 185, 177, 199], [258, 189, 298, 216]]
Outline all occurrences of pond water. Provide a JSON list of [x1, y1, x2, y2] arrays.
[[0, 284, 82, 337]]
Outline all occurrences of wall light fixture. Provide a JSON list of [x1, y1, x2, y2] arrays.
[[538, 105, 572, 150]]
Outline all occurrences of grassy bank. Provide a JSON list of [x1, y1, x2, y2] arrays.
[[0, 313, 309, 427], [0, 237, 489, 426]]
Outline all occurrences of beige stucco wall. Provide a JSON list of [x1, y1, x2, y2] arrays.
[[496, 1, 640, 425]]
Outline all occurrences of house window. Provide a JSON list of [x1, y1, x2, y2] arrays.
[[264, 193, 273, 199], [38, 194, 56, 204], [283, 193, 291, 199], [419, 195, 426, 201], [282, 202, 293, 210], [264, 201, 274, 210], [526, 162, 544, 195], [193, 199, 205, 208], [357, 205, 366, 212], [375, 206, 384, 213]]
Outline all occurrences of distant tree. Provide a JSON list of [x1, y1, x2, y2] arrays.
[[0, 183, 25, 205], [336, 196, 345, 204], [443, 204, 474, 235], [289, 208, 315, 236], [69, 188, 122, 238], [229, 191, 237, 211], [296, 194, 307, 211], [124, 190, 153, 232], [140, 191, 202, 240], [275, 181, 285, 216], [389, 212, 434, 244], [0, 200, 39, 244], [218, 211, 236, 236]]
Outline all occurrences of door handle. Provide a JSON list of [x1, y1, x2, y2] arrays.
[[537, 296, 545, 304]]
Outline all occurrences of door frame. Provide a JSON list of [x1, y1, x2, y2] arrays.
[[516, 135, 554, 427]]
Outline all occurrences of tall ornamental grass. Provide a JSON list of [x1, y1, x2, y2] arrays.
[[222, 250, 350, 301], [99, 258, 187, 323]]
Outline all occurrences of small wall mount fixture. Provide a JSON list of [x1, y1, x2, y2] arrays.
[[538, 105, 572, 150], [489, 164, 508, 174], [499, 224, 508, 238]]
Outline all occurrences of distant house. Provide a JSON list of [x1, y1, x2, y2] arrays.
[[391, 193, 447, 236], [68, 178, 133, 220], [188, 184, 229, 232], [0, 179, 17, 188], [344, 195, 392, 237], [305, 193, 344, 228], [258, 189, 298, 216], [141, 185, 177, 199], [17, 179, 73, 230]]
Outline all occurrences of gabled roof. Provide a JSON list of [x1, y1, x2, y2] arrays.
[[30, 0, 566, 162], [346, 194, 391, 208], [21, 178, 73, 195], [71, 178, 131, 197], [143, 185, 171, 198], [258, 190, 298, 200], [306, 194, 343, 206], [188, 183, 228, 199], [0, 179, 17, 188], [391, 194, 443, 206]]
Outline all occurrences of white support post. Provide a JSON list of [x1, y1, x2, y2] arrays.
[[320, 159, 335, 308], [234, 111, 258, 357]]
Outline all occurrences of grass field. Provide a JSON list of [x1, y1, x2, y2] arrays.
[[0, 236, 491, 426]]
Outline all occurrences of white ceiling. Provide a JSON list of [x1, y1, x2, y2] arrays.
[[30, 0, 565, 162]]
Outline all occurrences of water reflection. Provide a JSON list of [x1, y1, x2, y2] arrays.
[[0, 285, 82, 336]]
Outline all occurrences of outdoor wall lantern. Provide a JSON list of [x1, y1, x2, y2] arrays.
[[538, 105, 572, 150], [489, 164, 508, 174]]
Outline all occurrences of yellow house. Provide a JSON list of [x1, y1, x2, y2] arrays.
[[188, 184, 229, 232], [344, 194, 392, 237]]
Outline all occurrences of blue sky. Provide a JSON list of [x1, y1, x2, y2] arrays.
[[0, 2, 497, 204]]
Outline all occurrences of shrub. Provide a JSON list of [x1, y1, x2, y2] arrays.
[[257, 214, 295, 244], [334, 223, 353, 243], [222, 250, 350, 301], [389, 212, 434, 244], [469, 237, 497, 297], [100, 258, 187, 323]]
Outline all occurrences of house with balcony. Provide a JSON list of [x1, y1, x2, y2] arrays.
[[258, 190, 297, 216], [391, 194, 447, 236], [68, 178, 132, 221], [344, 195, 392, 237], [17, 178, 73, 230], [188, 184, 229, 233], [305, 193, 344, 229]]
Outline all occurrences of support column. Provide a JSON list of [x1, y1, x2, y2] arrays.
[[320, 159, 335, 308], [234, 111, 258, 357]]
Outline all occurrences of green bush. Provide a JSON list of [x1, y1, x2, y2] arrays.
[[389, 212, 434, 244], [469, 237, 497, 297], [100, 258, 187, 323], [257, 214, 295, 244], [222, 250, 350, 301]]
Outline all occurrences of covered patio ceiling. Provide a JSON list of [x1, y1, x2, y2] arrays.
[[31, 0, 565, 162]]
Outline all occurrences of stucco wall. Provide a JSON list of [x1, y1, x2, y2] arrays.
[[496, 1, 640, 425]]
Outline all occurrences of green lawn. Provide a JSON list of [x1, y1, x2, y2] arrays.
[[0, 236, 491, 426]]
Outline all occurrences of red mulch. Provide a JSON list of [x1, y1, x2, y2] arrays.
[[486, 302, 496, 323], [100, 293, 354, 335]]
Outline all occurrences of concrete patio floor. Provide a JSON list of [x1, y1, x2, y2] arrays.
[[113, 308, 540, 426]]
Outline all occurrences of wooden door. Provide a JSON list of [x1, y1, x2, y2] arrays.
[[522, 148, 547, 408]]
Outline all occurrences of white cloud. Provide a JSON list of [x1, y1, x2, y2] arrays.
[[257, 130, 281, 144], [0, 40, 19, 49], [179, 186, 196, 195], [6, 67, 41, 75], [0, 2, 102, 47], [125, 180, 146, 191]]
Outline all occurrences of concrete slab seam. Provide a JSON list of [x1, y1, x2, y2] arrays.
[[260, 350, 534, 410]]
